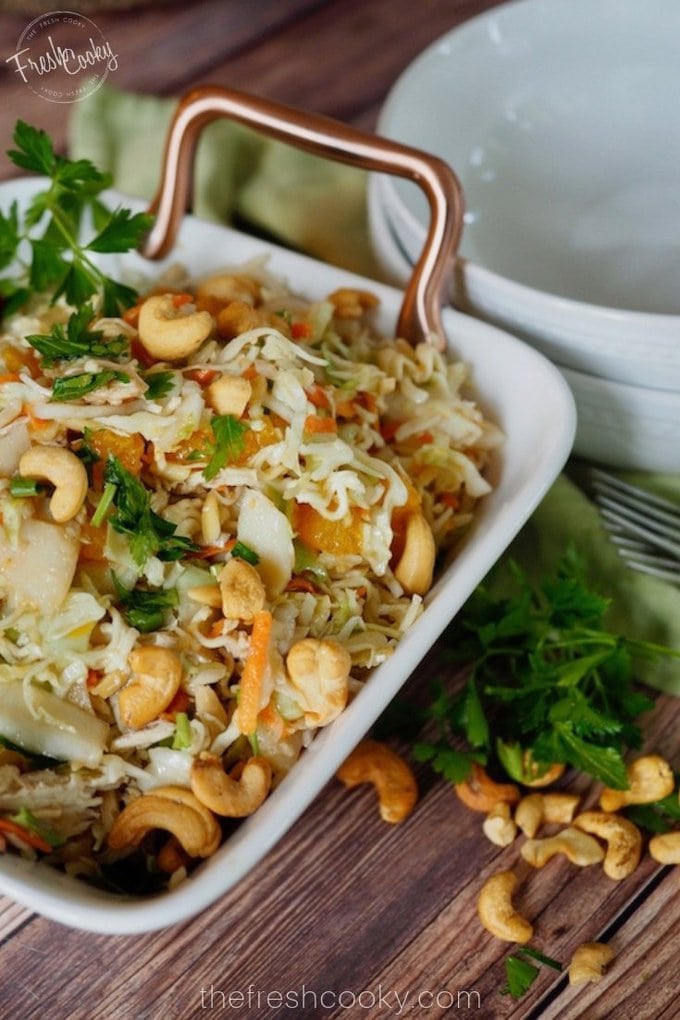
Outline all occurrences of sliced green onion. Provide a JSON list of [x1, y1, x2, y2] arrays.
[[172, 712, 192, 749], [231, 540, 260, 565], [9, 476, 45, 498]]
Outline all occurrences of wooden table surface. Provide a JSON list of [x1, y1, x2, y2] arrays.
[[1, 2, 679, 1018]]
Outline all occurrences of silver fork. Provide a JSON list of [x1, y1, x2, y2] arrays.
[[589, 468, 680, 584]]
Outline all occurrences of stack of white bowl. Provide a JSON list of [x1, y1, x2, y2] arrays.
[[368, 0, 680, 472]]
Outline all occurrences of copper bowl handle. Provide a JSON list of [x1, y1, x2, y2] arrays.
[[142, 85, 463, 350]]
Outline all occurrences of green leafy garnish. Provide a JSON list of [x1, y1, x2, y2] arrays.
[[501, 948, 562, 1000], [142, 370, 175, 400], [626, 792, 680, 834], [50, 369, 129, 403], [26, 303, 128, 365], [9, 476, 45, 498], [1, 120, 153, 317], [111, 573, 179, 632], [104, 455, 198, 567], [231, 540, 260, 565], [411, 552, 677, 788], [203, 414, 249, 481]]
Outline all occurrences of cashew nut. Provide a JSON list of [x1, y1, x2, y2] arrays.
[[482, 802, 518, 847], [454, 764, 520, 813], [206, 374, 252, 417], [190, 753, 272, 817], [336, 739, 418, 824], [600, 754, 675, 812], [137, 294, 213, 361], [648, 832, 680, 864], [157, 837, 188, 874], [568, 942, 615, 986], [521, 755, 566, 788], [393, 511, 436, 596], [18, 446, 88, 523], [216, 301, 262, 340], [573, 811, 642, 880], [107, 785, 221, 858], [477, 870, 533, 943], [328, 287, 379, 319], [218, 557, 266, 622], [521, 826, 605, 868], [196, 272, 260, 312], [201, 489, 221, 545], [285, 637, 351, 727], [119, 646, 183, 729], [515, 792, 581, 838]]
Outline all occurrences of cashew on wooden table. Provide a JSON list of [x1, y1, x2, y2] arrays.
[[336, 739, 418, 824], [477, 870, 533, 944]]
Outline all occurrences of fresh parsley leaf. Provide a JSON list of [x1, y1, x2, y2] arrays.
[[0, 201, 21, 271], [26, 303, 128, 364], [111, 573, 178, 632], [203, 414, 249, 481], [412, 742, 485, 784], [87, 208, 154, 253], [104, 456, 197, 567], [101, 276, 138, 317], [626, 792, 680, 834], [50, 369, 129, 403], [142, 370, 175, 401], [411, 552, 673, 790], [8, 121, 56, 176], [501, 955, 540, 1000], [29, 237, 68, 292], [501, 948, 562, 1000]]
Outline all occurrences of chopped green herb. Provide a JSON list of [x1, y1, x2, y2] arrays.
[[104, 455, 198, 567], [203, 414, 249, 481], [501, 948, 562, 1000], [626, 791, 680, 834], [111, 573, 179, 632], [1, 120, 154, 318], [90, 480, 116, 528], [26, 303, 128, 365], [142, 370, 175, 400], [231, 540, 260, 565], [50, 369, 129, 402], [412, 552, 676, 789], [9, 476, 45, 498]]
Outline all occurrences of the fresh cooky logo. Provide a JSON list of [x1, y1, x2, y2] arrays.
[[6, 10, 118, 104]]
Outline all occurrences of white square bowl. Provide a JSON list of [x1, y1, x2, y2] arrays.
[[0, 181, 576, 932]]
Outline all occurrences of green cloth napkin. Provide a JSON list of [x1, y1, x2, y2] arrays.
[[69, 86, 680, 694]]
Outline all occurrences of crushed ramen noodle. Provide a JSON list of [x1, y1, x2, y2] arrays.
[[0, 260, 501, 891]]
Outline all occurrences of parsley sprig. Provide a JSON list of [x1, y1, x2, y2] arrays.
[[111, 573, 179, 632], [25, 302, 128, 365], [102, 456, 197, 567], [203, 414, 249, 481], [412, 552, 678, 789], [501, 947, 562, 1000], [1, 121, 153, 317]]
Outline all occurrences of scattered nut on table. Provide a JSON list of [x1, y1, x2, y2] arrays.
[[336, 739, 418, 824], [568, 942, 615, 985], [477, 869, 533, 943]]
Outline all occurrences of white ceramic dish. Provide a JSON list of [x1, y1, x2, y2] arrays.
[[0, 179, 575, 933], [561, 366, 680, 472], [374, 0, 680, 391], [369, 190, 680, 473]]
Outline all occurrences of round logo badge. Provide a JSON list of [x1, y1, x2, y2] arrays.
[[6, 10, 118, 104]]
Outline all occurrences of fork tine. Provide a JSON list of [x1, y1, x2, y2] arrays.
[[589, 468, 680, 560], [598, 505, 680, 559], [615, 556, 680, 585]]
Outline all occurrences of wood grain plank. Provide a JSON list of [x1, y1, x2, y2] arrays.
[[0, 639, 677, 1020]]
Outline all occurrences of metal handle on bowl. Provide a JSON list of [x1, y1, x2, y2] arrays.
[[142, 85, 463, 350]]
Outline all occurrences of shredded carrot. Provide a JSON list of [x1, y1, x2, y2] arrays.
[[335, 398, 357, 419], [186, 368, 220, 387], [380, 419, 402, 443], [187, 538, 236, 560], [237, 610, 273, 735], [0, 373, 21, 384], [0, 817, 52, 854], [160, 688, 191, 721], [307, 385, 330, 409], [285, 576, 321, 595], [242, 364, 259, 381], [291, 320, 313, 340], [172, 292, 194, 308], [304, 415, 338, 435], [209, 619, 226, 638], [86, 668, 102, 689], [440, 492, 460, 510]]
